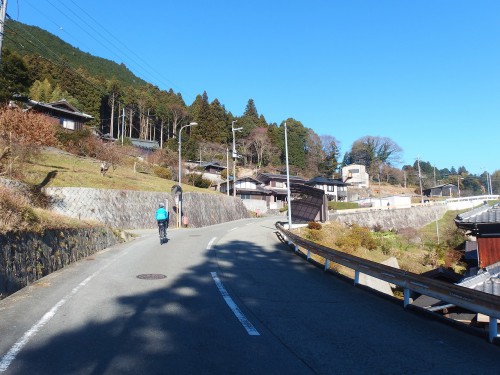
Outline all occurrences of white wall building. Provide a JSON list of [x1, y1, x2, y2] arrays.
[[342, 164, 370, 188]]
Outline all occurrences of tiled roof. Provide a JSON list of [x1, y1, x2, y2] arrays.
[[455, 203, 500, 224], [456, 261, 500, 296], [306, 176, 347, 186]]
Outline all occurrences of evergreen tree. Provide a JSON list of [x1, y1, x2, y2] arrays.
[[0, 49, 32, 103]]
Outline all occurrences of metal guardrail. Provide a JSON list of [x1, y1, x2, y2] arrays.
[[275, 222, 500, 343]]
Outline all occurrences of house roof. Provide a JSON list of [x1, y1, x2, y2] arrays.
[[456, 261, 500, 296], [424, 183, 457, 190], [256, 173, 306, 183], [454, 203, 500, 235], [130, 138, 159, 150], [455, 203, 500, 225], [25, 98, 94, 120], [189, 161, 226, 170], [306, 176, 347, 186]]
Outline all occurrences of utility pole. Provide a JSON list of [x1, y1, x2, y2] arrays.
[[121, 108, 125, 145], [226, 147, 229, 196], [231, 120, 242, 198], [0, 0, 7, 65], [417, 157, 424, 203]]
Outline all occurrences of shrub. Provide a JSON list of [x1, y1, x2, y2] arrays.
[[0, 107, 58, 148], [153, 165, 172, 179], [0, 107, 58, 175], [351, 224, 380, 250], [307, 221, 322, 230], [186, 173, 212, 188]]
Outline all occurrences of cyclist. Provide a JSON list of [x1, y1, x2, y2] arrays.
[[155, 202, 169, 240]]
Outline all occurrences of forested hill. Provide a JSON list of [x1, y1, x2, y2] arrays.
[[4, 19, 146, 88], [1, 20, 495, 191]]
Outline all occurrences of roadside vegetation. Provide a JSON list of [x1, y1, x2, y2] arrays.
[[295, 212, 469, 277]]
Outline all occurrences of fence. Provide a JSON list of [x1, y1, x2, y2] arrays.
[[275, 222, 500, 343]]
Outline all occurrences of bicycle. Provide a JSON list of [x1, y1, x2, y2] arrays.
[[158, 220, 168, 244]]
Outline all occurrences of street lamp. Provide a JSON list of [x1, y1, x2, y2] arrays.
[[178, 122, 198, 187], [231, 120, 243, 197], [177, 121, 197, 227]]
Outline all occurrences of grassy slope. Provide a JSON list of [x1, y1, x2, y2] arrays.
[[21, 149, 211, 193]]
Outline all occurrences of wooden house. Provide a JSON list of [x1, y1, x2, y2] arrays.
[[21, 98, 94, 131], [455, 203, 500, 268]]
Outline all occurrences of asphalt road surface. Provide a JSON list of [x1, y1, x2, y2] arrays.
[[0, 217, 498, 374]]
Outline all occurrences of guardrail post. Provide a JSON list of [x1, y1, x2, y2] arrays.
[[354, 270, 359, 285], [489, 318, 498, 343], [404, 288, 410, 308], [307, 249, 311, 260], [324, 259, 330, 271], [294, 245, 298, 253]]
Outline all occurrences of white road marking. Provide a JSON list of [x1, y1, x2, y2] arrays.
[[0, 250, 128, 372], [207, 237, 217, 250], [229, 227, 238, 232], [210, 272, 260, 336], [0, 272, 97, 372]]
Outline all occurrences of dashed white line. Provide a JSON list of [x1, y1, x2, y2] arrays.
[[211, 272, 260, 336], [229, 227, 238, 232]]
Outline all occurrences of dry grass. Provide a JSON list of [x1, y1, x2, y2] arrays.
[[0, 147, 217, 233], [295, 217, 467, 276], [19, 148, 212, 193]]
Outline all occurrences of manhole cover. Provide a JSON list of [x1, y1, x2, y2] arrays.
[[136, 274, 167, 280]]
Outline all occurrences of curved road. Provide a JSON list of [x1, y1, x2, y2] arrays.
[[0, 217, 498, 374]]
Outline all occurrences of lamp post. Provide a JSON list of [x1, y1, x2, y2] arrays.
[[177, 121, 197, 227], [231, 120, 243, 197], [284, 122, 292, 229]]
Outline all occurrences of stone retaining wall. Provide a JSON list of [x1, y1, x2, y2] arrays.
[[0, 227, 120, 297], [43, 187, 251, 229], [329, 205, 449, 231]]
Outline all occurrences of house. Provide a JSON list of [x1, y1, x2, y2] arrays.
[[256, 173, 306, 210], [305, 176, 348, 202], [221, 176, 269, 213], [342, 164, 369, 188], [423, 183, 458, 198], [454, 203, 500, 268], [186, 161, 226, 183], [20, 98, 94, 131]]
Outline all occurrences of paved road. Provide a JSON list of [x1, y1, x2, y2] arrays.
[[0, 217, 498, 374]]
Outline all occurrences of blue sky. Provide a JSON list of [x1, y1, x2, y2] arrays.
[[8, 0, 500, 175]]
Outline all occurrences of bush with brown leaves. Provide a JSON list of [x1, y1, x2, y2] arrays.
[[0, 107, 58, 147]]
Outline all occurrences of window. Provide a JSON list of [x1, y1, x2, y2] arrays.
[[240, 194, 251, 200], [327, 185, 334, 192], [61, 118, 75, 130]]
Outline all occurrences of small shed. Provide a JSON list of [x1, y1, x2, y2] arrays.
[[423, 183, 458, 197]]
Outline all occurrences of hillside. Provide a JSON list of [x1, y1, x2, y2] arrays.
[[4, 19, 146, 88]]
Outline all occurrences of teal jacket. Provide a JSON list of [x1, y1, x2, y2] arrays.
[[156, 207, 168, 221]]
